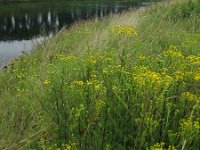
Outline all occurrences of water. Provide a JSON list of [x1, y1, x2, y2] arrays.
[[0, 0, 147, 68]]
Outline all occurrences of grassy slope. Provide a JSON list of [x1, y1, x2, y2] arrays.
[[0, 0, 200, 149]]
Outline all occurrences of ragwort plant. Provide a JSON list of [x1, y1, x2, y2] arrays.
[[0, 1, 199, 149], [38, 23, 199, 149]]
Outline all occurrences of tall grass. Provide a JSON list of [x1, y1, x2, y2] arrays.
[[0, 0, 199, 149]]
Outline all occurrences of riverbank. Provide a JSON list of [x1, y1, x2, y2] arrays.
[[0, 0, 157, 3], [0, 0, 200, 149], [0, 0, 149, 69]]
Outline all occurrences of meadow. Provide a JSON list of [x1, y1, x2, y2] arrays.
[[0, 0, 199, 149]]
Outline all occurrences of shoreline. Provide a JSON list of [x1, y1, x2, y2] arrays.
[[0, 0, 148, 70]]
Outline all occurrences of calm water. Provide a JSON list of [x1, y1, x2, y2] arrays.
[[0, 0, 147, 68]]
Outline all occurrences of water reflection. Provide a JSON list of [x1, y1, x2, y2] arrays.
[[0, 1, 147, 68], [0, 36, 47, 67], [0, 1, 142, 41]]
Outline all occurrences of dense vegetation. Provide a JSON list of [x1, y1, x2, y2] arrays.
[[0, 0, 158, 3], [0, 0, 200, 149]]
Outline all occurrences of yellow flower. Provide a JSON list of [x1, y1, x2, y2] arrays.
[[66, 144, 71, 150], [133, 66, 173, 88], [73, 80, 84, 86], [185, 71, 193, 77], [91, 74, 97, 78], [173, 71, 184, 80], [151, 142, 165, 150], [183, 92, 199, 102], [112, 25, 138, 37], [43, 80, 51, 85], [88, 56, 97, 64], [144, 117, 159, 127], [186, 55, 200, 65], [168, 145, 177, 150], [166, 50, 184, 58], [86, 80, 93, 86], [86, 79, 100, 86], [194, 73, 200, 81], [138, 56, 145, 61], [169, 45, 178, 51], [163, 45, 185, 61], [180, 117, 200, 135]]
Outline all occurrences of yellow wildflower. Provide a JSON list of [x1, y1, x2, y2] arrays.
[[73, 80, 84, 86], [168, 145, 177, 150], [88, 56, 97, 64], [169, 45, 179, 51], [112, 25, 138, 37], [166, 50, 184, 58], [144, 117, 159, 127], [66, 144, 71, 150], [186, 55, 200, 65], [183, 92, 199, 102], [151, 142, 165, 150], [133, 66, 173, 88], [86, 80, 93, 86], [86, 79, 99, 86], [194, 73, 200, 81], [138, 56, 145, 61], [173, 71, 184, 80], [43, 80, 51, 85], [180, 117, 200, 135], [91, 74, 97, 78]]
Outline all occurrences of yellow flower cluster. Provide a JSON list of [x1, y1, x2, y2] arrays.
[[66, 144, 71, 150], [182, 92, 199, 102], [70, 75, 103, 91], [150, 142, 176, 150], [138, 55, 145, 61], [186, 55, 200, 65], [180, 117, 200, 135], [112, 25, 138, 37], [165, 45, 184, 59], [133, 66, 173, 88], [158, 46, 200, 83], [151, 142, 165, 150], [88, 57, 97, 64], [17, 72, 27, 80], [173, 71, 184, 80], [133, 71, 161, 85], [144, 117, 159, 127], [17, 88, 28, 94], [102, 64, 123, 75], [171, 70, 199, 81], [85, 55, 98, 64], [72, 80, 84, 86], [56, 55, 76, 61], [72, 104, 85, 118], [43, 80, 51, 85], [194, 72, 200, 81], [133, 66, 149, 74]]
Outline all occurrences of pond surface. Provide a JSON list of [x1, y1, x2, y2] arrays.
[[0, 0, 148, 68]]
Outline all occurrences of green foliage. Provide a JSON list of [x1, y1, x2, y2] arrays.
[[164, 0, 200, 22], [0, 0, 200, 149]]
